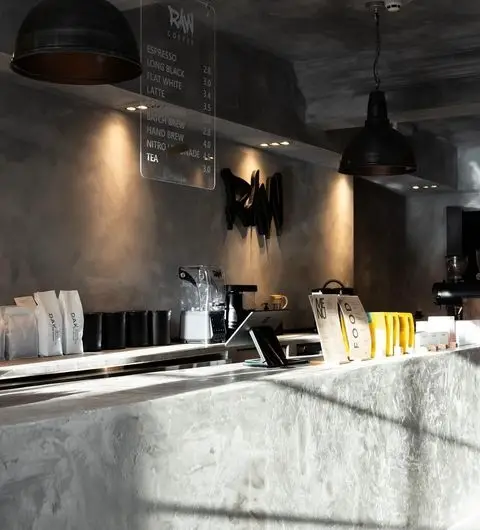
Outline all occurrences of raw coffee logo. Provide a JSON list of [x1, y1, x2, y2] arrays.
[[48, 313, 57, 330], [168, 5, 194, 36], [71, 312, 79, 330]]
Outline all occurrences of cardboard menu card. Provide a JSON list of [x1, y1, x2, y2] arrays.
[[337, 295, 371, 361], [309, 294, 348, 364]]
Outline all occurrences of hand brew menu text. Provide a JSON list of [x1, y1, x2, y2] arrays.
[[140, 1, 216, 189]]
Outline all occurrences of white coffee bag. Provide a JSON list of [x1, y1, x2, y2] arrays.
[[0, 309, 5, 360], [58, 290, 84, 355], [3, 306, 38, 359], [34, 290, 63, 357]]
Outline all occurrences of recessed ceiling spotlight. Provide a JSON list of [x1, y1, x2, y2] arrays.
[[280, 141, 290, 146], [260, 143, 269, 147], [431, 185, 438, 189], [412, 185, 420, 190], [270, 142, 280, 146], [137, 105, 148, 110], [126, 106, 136, 112], [423, 185, 429, 189]]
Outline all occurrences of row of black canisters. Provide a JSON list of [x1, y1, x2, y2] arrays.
[[83, 310, 171, 352]]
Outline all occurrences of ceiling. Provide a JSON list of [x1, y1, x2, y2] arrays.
[[211, 0, 480, 145], [115, 0, 480, 147], [3, 0, 480, 150]]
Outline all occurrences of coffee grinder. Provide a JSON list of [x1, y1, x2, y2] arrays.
[[225, 284, 258, 338]]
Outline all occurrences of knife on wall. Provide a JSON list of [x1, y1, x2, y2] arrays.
[[269, 172, 284, 235]]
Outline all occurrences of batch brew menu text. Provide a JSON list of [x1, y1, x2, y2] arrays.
[[140, 1, 216, 189]]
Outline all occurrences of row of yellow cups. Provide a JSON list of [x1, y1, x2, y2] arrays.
[[368, 312, 415, 358]]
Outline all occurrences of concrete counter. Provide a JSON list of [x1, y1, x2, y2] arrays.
[[1, 348, 480, 529]]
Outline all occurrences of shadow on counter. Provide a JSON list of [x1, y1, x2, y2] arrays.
[[139, 499, 443, 530]]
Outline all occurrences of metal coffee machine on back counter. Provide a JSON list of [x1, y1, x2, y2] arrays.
[[179, 266, 226, 343], [433, 254, 479, 319]]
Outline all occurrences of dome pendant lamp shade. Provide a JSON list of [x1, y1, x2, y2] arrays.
[[338, 90, 416, 176], [11, 0, 142, 85], [338, 5, 416, 176]]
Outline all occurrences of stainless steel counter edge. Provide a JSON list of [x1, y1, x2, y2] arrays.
[[0, 333, 321, 381]]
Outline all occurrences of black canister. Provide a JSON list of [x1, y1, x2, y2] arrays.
[[102, 312, 126, 350], [148, 310, 171, 346], [83, 312, 103, 352], [126, 311, 149, 348]]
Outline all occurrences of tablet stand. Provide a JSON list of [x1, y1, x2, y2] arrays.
[[248, 326, 289, 367]]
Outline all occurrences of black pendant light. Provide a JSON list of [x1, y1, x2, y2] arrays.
[[11, 0, 142, 85], [339, 4, 416, 176]]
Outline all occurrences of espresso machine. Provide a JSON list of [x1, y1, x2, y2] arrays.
[[179, 266, 226, 343], [433, 207, 480, 318], [432, 280, 480, 320], [432, 255, 475, 319]]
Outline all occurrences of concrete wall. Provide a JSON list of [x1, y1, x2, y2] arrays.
[[404, 191, 480, 316], [354, 177, 450, 316], [354, 179, 409, 312], [354, 175, 480, 317], [458, 146, 480, 191], [0, 78, 353, 332]]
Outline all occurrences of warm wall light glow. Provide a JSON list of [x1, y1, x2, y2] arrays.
[[280, 141, 290, 146], [238, 148, 262, 179], [412, 185, 420, 190], [126, 106, 136, 112], [101, 117, 135, 188], [270, 142, 280, 146], [137, 105, 148, 110], [320, 173, 354, 285], [82, 112, 151, 273]]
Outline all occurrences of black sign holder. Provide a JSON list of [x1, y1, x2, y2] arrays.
[[226, 311, 308, 368]]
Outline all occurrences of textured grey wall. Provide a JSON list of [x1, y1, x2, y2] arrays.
[[355, 174, 480, 316], [0, 79, 353, 332], [458, 146, 480, 191], [355, 178, 448, 316], [354, 179, 409, 312], [404, 191, 480, 316]]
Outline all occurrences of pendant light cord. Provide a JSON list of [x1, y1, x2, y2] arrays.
[[373, 9, 381, 90]]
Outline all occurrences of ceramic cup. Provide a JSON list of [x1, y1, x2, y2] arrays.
[[270, 294, 288, 310]]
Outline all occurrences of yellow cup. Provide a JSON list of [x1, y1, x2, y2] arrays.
[[397, 313, 415, 354], [368, 312, 387, 359], [384, 313, 395, 356], [270, 294, 288, 310], [369, 312, 415, 357]]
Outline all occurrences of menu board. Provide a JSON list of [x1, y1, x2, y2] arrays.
[[337, 295, 372, 361], [139, 0, 216, 189], [309, 294, 348, 364]]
